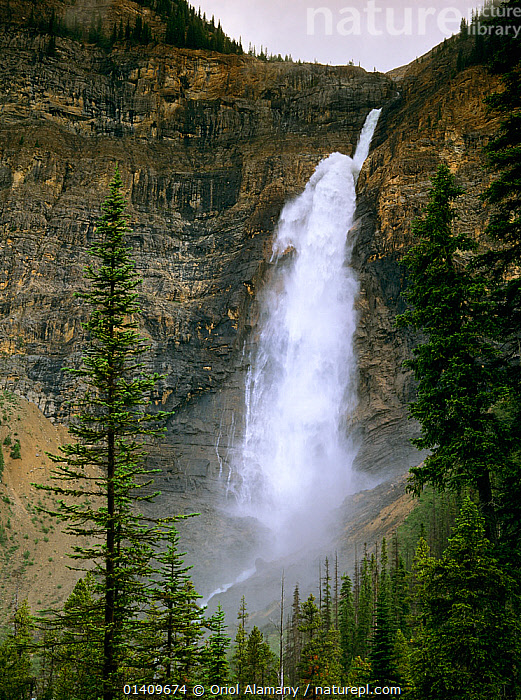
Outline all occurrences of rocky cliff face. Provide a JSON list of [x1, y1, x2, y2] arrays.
[[0, 19, 498, 597], [352, 42, 499, 481], [0, 22, 395, 591]]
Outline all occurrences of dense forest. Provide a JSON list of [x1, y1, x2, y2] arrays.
[[1, 0, 521, 698]]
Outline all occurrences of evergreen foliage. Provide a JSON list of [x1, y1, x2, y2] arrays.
[[392, 629, 411, 692], [285, 584, 303, 685], [338, 575, 355, 673], [36, 168, 171, 699], [298, 594, 325, 686], [476, 0, 521, 565], [23, 0, 243, 54], [346, 656, 372, 686], [10, 439, 21, 459], [397, 164, 501, 537], [150, 526, 205, 682], [0, 600, 35, 700], [353, 556, 373, 660], [410, 498, 518, 700], [42, 573, 103, 699], [245, 626, 278, 685], [232, 596, 249, 685], [320, 557, 332, 633], [202, 603, 230, 686], [370, 540, 397, 686]]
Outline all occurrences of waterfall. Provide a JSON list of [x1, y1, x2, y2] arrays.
[[234, 109, 381, 553]]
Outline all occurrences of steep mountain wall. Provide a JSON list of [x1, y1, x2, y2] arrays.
[[0, 21, 499, 595], [0, 24, 395, 590], [352, 44, 499, 479]]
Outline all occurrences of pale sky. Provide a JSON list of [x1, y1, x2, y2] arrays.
[[194, 0, 484, 73]]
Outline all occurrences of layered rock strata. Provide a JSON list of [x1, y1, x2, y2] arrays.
[[0, 24, 499, 595]]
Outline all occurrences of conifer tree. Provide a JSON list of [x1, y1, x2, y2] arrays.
[[397, 164, 501, 538], [346, 656, 372, 686], [392, 630, 411, 693], [44, 573, 103, 699], [298, 594, 322, 690], [0, 600, 35, 700], [150, 526, 204, 682], [411, 498, 518, 700], [299, 594, 341, 688], [37, 168, 171, 699], [478, 0, 521, 563], [338, 574, 355, 673], [320, 558, 332, 633], [353, 556, 373, 659], [203, 604, 231, 686], [246, 626, 278, 685], [232, 596, 249, 685], [370, 540, 397, 686], [126, 604, 164, 684], [390, 536, 409, 634], [285, 584, 303, 685]]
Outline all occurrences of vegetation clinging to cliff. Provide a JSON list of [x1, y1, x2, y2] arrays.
[[21, 0, 243, 54]]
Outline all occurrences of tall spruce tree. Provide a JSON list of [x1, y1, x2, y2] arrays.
[[299, 594, 342, 688], [245, 626, 278, 686], [338, 574, 355, 674], [0, 600, 35, 700], [202, 603, 231, 686], [37, 168, 171, 699], [410, 498, 518, 700], [232, 596, 249, 686], [44, 573, 103, 699], [298, 594, 322, 691], [478, 0, 521, 563], [397, 164, 501, 538], [370, 540, 397, 686], [353, 556, 373, 660], [285, 584, 303, 685], [151, 526, 204, 683], [320, 558, 332, 633]]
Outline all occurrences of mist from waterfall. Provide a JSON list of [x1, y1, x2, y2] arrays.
[[233, 109, 382, 555]]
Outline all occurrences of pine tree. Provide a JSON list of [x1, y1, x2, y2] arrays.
[[353, 556, 373, 659], [346, 656, 372, 686], [410, 498, 518, 700], [371, 540, 397, 686], [246, 626, 278, 685], [37, 168, 171, 700], [0, 600, 35, 700], [299, 594, 341, 689], [203, 604, 230, 686], [298, 594, 322, 691], [151, 526, 204, 683], [390, 534, 410, 634], [392, 629, 411, 692], [285, 584, 303, 685], [232, 596, 249, 685], [125, 604, 164, 684], [45, 573, 103, 700], [397, 164, 501, 538], [338, 574, 355, 673], [320, 557, 332, 633], [477, 0, 521, 565]]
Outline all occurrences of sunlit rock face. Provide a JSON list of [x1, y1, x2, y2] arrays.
[[352, 48, 499, 483], [0, 20, 394, 590], [0, 14, 497, 597]]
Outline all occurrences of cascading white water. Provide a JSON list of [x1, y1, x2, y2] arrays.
[[234, 109, 381, 552]]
